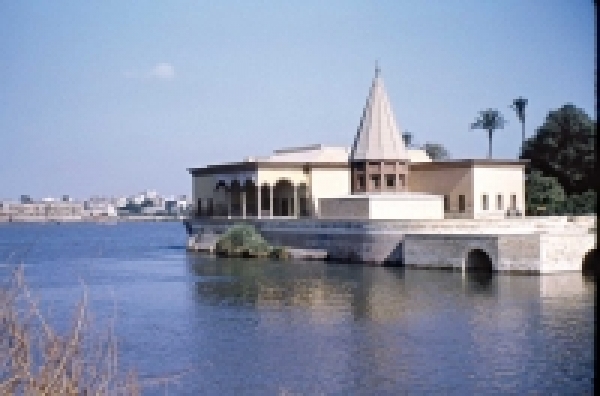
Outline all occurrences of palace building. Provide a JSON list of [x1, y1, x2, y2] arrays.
[[189, 67, 526, 220]]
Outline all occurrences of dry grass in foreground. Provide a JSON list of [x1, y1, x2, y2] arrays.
[[0, 266, 140, 395]]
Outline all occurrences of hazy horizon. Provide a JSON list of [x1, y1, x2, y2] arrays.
[[0, 1, 595, 200]]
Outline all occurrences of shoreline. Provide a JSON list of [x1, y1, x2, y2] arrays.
[[0, 215, 186, 224]]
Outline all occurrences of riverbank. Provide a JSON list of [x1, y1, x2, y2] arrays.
[[0, 214, 186, 223]]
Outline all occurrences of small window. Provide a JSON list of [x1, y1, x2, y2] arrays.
[[497, 194, 503, 210], [357, 175, 365, 189], [443, 195, 450, 212], [398, 174, 405, 187], [510, 194, 517, 209], [458, 195, 466, 213], [482, 194, 488, 210], [385, 174, 395, 188], [371, 174, 381, 190]]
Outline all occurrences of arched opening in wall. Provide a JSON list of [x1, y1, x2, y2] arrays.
[[243, 179, 257, 217], [230, 181, 242, 217], [273, 179, 294, 217], [214, 181, 228, 216], [465, 249, 493, 272], [298, 183, 309, 217], [582, 248, 597, 277], [260, 184, 271, 217]]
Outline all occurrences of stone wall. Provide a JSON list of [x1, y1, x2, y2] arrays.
[[185, 216, 595, 272], [403, 234, 498, 270], [540, 234, 596, 273]]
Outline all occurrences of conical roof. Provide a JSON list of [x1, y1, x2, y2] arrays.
[[350, 66, 409, 162]]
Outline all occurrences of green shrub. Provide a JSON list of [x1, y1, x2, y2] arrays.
[[215, 224, 271, 256]]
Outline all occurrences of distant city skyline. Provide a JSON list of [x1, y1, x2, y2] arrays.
[[0, 1, 594, 198]]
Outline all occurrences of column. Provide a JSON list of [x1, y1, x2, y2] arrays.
[[227, 188, 232, 219], [257, 184, 262, 219], [269, 184, 274, 218], [294, 184, 299, 218], [241, 188, 246, 219]]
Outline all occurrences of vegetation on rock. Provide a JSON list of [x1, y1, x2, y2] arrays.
[[215, 224, 288, 259]]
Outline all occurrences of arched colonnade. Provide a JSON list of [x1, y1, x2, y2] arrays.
[[198, 177, 311, 219]]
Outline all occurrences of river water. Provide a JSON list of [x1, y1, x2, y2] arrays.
[[0, 222, 594, 395]]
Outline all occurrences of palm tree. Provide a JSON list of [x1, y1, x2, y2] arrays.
[[471, 109, 507, 159], [510, 97, 528, 149]]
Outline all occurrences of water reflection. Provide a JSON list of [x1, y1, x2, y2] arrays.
[[463, 270, 496, 294], [185, 253, 595, 394], [186, 253, 413, 322]]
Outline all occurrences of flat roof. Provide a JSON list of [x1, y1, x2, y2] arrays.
[[189, 158, 528, 175]]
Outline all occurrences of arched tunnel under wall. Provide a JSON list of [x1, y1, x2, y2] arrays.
[[582, 248, 597, 276], [465, 249, 494, 272]]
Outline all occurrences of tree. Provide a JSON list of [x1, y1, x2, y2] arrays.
[[525, 170, 566, 215], [470, 109, 507, 159], [421, 142, 450, 160], [559, 190, 596, 215], [520, 104, 596, 195], [511, 97, 528, 148]]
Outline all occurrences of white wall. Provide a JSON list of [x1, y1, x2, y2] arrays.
[[310, 168, 351, 215], [472, 166, 525, 219], [369, 196, 444, 220]]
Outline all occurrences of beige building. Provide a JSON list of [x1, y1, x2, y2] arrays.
[[189, 67, 526, 220]]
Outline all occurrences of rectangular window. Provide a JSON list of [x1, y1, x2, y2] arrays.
[[497, 194, 503, 210], [482, 194, 488, 210], [510, 194, 517, 209], [458, 195, 466, 213], [443, 195, 450, 212], [371, 175, 381, 190], [357, 175, 365, 190], [398, 174, 405, 187], [385, 174, 395, 188]]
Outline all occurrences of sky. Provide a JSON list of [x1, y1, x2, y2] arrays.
[[0, 1, 595, 200]]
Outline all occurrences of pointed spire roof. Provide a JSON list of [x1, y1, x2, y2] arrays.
[[350, 65, 409, 162]]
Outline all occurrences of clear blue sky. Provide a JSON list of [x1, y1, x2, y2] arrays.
[[0, 1, 595, 200]]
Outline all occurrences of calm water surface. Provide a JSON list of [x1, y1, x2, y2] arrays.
[[0, 222, 594, 395]]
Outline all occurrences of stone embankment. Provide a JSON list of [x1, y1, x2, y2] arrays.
[[185, 216, 596, 272]]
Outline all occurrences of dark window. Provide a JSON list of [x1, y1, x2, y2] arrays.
[[385, 174, 395, 188], [510, 194, 517, 209], [303, 165, 310, 175], [458, 195, 466, 213], [371, 174, 381, 190], [497, 194, 503, 210], [482, 194, 488, 210], [443, 195, 450, 212], [357, 175, 365, 189], [354, 162, 365, 171]]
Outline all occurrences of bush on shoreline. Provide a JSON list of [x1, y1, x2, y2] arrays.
[[214, 224, 289, 259]]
